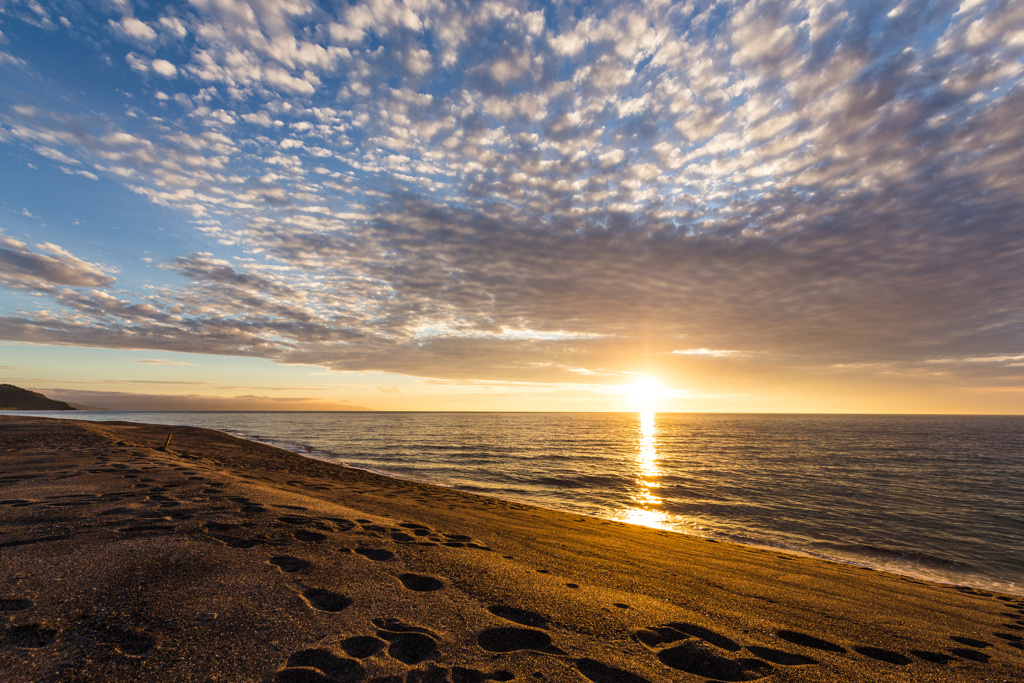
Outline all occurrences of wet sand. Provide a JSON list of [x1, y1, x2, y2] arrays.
[[1, 415, 1022, 682]]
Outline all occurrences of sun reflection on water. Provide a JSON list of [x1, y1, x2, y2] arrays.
[[616, 411, 674, 530], [637, 411, 659, 481]]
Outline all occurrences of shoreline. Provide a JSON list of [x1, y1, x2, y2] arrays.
[[3, 410, 1018, 596], [2, 415, 1023, 682]]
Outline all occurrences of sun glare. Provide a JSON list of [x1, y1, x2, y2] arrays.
[[624, 377, 669, 411]]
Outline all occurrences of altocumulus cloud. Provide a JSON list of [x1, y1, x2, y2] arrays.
[[0, 0, 1022, 386], [0, 231, 116, 290]]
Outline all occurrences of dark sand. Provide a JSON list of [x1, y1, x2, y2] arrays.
[[1, 416, 1022, 683]]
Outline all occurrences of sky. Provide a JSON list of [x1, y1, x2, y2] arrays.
[[0, 0, 1022, 413]]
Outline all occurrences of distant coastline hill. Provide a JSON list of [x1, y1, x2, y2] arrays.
[[65, 402, 108, 411], [0, 384, 77, 411]]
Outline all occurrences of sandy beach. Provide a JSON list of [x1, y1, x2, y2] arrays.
[[1, 415, 1022, 683]]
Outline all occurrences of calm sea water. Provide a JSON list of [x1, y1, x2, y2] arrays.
[[8, 411, 1024, 595]]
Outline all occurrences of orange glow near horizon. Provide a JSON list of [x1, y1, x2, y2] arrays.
[[9, 342, 1024, 414]]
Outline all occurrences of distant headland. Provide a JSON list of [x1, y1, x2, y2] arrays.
[[0, 384, 106, 411]]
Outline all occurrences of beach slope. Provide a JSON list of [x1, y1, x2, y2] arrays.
[[1, 415, 1021, 682]]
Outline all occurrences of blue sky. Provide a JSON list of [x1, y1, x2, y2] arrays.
[[1, 0, 1023, 412]]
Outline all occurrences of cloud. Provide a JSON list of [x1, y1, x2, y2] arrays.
[[61, 167, 99, 180], [151, 59, 178, 77], [926, 355, 1024, 364], [0, 0, 1023, 397], [159, 16, 188, 39], [34, 146, 79, 165], [110, 17, 158, 43], [672, 349, 750, 358], [242, 112, 274, 126], [125, 52, 150, 73], [0, 51, 26, 66], [0, 231, 116, 289]]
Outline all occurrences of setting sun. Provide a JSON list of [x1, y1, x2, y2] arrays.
[[624, 377, 670, 411]]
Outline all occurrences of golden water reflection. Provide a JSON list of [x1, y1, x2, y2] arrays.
[[617, 411, 674, 530]]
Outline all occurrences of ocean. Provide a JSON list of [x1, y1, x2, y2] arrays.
[[8, 410, 1023, 595]]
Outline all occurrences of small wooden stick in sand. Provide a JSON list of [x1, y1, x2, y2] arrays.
[[163, 433, 172, 450]]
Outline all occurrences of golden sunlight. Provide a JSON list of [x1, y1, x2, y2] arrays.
[[623, 377, 669, 411], [616, 410, 673, 530]]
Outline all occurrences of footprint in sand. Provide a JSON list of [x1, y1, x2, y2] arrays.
[[269, 555, 312, 573], [274, 647, 364, 683], [295, 530, 328, 543], [775, 629, 846, 653], [373, 618, 440, 665], [355, 547, 395, 562], [655, 640, 771, 681], [0, 598, 32, 612], [301, 588, 353, 613], [950, 647, 990, 662], [950, 635, 992, 648], [398, 574, 445, 592], [575, 658, 651, 683], [477, 627, 562, 654], [2, 623, 57, 648], [635, 623, 783, 681], [340, 635, 386, 658]]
